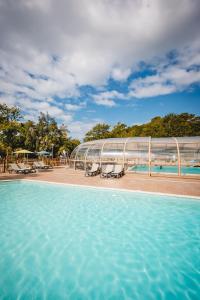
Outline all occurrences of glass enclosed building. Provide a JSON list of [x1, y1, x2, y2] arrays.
[[70, 137, 200, 176]]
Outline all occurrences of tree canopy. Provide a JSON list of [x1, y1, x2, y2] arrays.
[[84, 123, 111, 142], [84, 113, 200, 141], [0, 103, 80, 157], [0, 103, 22, 153], [1, 103, 199, 157]]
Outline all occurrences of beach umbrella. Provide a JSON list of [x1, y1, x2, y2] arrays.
[[14, 149, 34, 162], [14, 149, 33, 154], [37, 150, 50, 156]]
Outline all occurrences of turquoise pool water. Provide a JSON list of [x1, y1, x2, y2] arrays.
[[0, 181, 199, 300], [130, 165, 200, 175]]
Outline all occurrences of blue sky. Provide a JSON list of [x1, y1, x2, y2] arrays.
[[0, 0, 199, 139], [77, 91, 200, 127]]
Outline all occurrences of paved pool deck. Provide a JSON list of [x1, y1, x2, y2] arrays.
[[0, 166, 200, 197]]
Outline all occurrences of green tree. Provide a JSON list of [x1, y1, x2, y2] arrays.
[[0, 103, 22, 155], [128, 113, 200, 137], [110, 122, 128, 138], [0, 104, 81, 157], [162, 113, 200, 136], [128, 124, 143, 137], [35, 113, 63, 154], [61, 138, 80, 156], [0, 103, 21, 123], [20, 120, 37, 151], [84, 123, 111, 142], [140, 116, 165, 137]]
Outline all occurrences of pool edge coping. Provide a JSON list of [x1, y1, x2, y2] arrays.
[[1, 178, 200, 200]]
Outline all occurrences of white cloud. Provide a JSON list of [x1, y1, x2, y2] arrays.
[[163, 67, 200, 87], [129, 47, 200, 98], [68, 119, 103, 140], [0, 0, 199, 136], [129, 83, 176, 98], [0, 94, 73, 123], [65, 102, 86, 111], [111, 68, 131, 81], [0, 0, 199, 88], [93, 97, 116, 107], [99, 90, 126, 99], [92, 90, 127, 107]]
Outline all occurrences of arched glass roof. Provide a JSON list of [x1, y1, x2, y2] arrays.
[[70, 137, 200, 176]]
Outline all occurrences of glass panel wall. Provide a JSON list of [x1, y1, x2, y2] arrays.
[[69, 137, 200, 176], [125, 141, 149, 173], [75, 146, 88, 170], [101, 143, 124, 165], [69, 146, 79, 168], [178, 141, 200, 175], [150, 141, 178, 175], [85, 143, 102, 169]]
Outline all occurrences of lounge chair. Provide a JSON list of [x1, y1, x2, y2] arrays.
[[100, 164, 114, 178], [38, 161, 53, 169], [111, 164, 124, 178], [8, 163, 29, 174], [33, 161, 48, 170], [85, 163, 100, 176], [33, 161, 43, 169], [33, 161, 52, 169], [18, 163, 36, 173]]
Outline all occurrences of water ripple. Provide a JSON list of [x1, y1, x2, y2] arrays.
[[0, 181, 199, 299]]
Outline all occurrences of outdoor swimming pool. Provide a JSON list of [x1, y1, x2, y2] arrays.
[[129, 165, 200, 175], [0, 181, 199, 299]]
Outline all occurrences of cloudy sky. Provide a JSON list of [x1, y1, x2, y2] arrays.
[[0, 0, 200, 139]]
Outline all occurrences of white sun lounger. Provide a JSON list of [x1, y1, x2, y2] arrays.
[[85, 163, 100, 176], [18, 163, 36, 173], [111, 164, 124, 178], [38, 161, 53, 169], [100, 164, 114, 178], [8, 163, 29, 174]]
